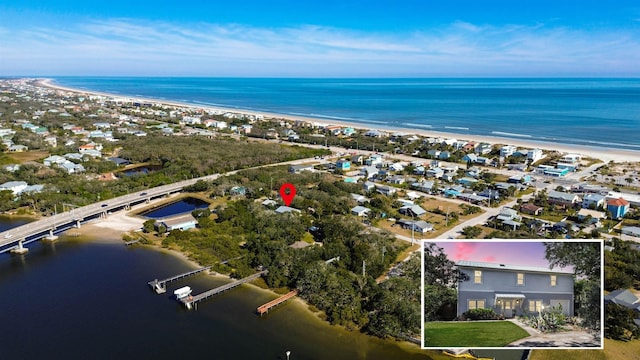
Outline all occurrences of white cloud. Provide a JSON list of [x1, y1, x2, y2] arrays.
[[1, 18, 639, 76]]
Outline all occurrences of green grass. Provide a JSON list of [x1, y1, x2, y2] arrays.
[[530, 338, 638, 360], [424, 321, 530, 347]]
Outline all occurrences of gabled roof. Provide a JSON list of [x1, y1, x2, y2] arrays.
[[607, 198, 630, 207], [456, 260, 573, 274], [605, 289, 640, 309]]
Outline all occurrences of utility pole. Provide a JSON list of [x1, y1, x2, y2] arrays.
[[362, 260, 366, 278]]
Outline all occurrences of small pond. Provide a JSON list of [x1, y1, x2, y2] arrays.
[[140, 197, 209, 218]]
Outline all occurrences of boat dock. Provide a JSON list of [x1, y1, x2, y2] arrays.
[[257, 290, 298, 315], [148, 266, 213, 294], [181, 270, 268, 310]]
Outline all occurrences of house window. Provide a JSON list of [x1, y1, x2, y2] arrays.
[[529, 300, 543, 313], [550, 275, 557, 287], [468, 299, 485, 310], [517, 273, 524, 285], [474, 270, 482, 284]]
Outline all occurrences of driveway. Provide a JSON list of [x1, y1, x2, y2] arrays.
[[505, 319, 601, 347]]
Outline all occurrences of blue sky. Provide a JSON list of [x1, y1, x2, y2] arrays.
[[432, 241, 573, 271], [1, 1, 639, 76]]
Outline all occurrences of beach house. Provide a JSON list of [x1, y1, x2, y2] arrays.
[[607, 198, 630, 219], [456, 260, 574, 317]]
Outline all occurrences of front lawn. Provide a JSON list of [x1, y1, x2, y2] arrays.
[[424, 321, 530, 347], [529, 338, 638, 360]]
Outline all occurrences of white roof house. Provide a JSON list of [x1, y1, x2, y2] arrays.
[[0, 181, 28, 194]]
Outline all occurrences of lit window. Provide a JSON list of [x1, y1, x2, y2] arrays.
[[550, 275, 557, 287], [529, 300, 543, 313], [517, 273, 524, 285], [468, 299, 485, 310], [474, 270, 482, 284]]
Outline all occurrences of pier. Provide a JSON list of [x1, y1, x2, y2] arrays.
[[181, 270, 268, 310], [148, 266, 212, 294], [257, 290, 298, 315]]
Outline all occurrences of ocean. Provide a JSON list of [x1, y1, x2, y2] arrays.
[[53, 77, 640, 151]]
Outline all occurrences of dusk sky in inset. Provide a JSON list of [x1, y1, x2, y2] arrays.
[[1, 1, 639, 76], [433, 241, 562, 270]]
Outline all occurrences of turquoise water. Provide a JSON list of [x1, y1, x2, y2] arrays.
[[54, 77, 640, 150]]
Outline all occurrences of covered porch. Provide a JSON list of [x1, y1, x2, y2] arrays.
[[494, 293, 525, 318]]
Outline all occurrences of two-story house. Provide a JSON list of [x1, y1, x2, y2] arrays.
[[456, 260, 574, 318]]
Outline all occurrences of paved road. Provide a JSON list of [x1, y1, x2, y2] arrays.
[[0, 156, 325, 253]]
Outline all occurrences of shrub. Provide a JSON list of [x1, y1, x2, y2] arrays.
[[462, 308, 498, 320]]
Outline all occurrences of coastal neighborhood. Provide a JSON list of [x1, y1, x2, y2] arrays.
[[1, 78, 638, 243], [0, 78, 639, 359]]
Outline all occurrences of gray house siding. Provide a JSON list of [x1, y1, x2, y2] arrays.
[[457, 265, 574, 317]]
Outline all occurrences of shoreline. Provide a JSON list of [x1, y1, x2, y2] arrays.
[[37, 78, 640, 164], [68, 210, 424, 350]]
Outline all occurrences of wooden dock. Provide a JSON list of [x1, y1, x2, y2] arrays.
[[181, 270, 268, 310], [257, 290, 298, 315], [148, 266, 212, 294]]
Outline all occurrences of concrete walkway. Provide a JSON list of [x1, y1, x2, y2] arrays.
[[505, 318, 601, 347]]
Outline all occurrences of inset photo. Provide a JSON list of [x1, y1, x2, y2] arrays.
[[422, 239, 603, 349]]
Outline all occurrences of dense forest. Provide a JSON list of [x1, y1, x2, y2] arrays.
[[0, 135, 328, 214], [156, 167, 422, 339]]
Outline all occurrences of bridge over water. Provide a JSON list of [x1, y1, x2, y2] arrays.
[[0, 156, 320, 255], [0, 176, 219, 254]]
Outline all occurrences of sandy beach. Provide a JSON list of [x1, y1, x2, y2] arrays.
[[37, 78, 639, 163]]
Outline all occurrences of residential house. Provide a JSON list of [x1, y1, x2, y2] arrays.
[[607, 198, 630, 219], [426, 168, 444, 179], [405, 191, 422, 200], [159, 214, 198, 232], [8, 144, 28, 152], [351, 206, 371, 217], [413, 166, 426, 175], [439, 151, 451, 160], [275, 206, 301, 214], [0, 181, 28, 195], [261, 199, 277, 207], [581, 193, 606, 209], [351, 154, 365, 165], [463, 153, 478, 163], [350, 193, 368, 204], [365, 155, 383, 166], [560, 154, 581, 164], [457, 193, 487, 205], [376, 185, 397, 196], [336, 160, 351, 171], [398, 219, 433, 234], [289, 164, 315, 174], [497, 207, 521, 222], [342, 127, 356, 136], [458, 177, 478, 187], [500, 145, 517, 157], [360, 165, 378, 179], [364, 129, 384, 137], [548, 190, 581, 207], [456, 260, 574, 317], [520, 203, 543, 216], [386, 175, 406, 185], [475, 143, 493, 155], [363, 181, 376, 192], [427, 149, 441, 158], [411, 181, 435, 193], [389, 162, 405, 172], [604, 289, 640, 327], [399, 204, 427, 217], [577, 208, 606, 225], [527, 149, 544, 163]]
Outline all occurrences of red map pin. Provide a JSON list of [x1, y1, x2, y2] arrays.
[[279, 183, 296, 206]]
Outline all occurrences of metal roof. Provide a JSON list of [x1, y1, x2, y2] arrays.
[[456, 260, 573, 274]]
